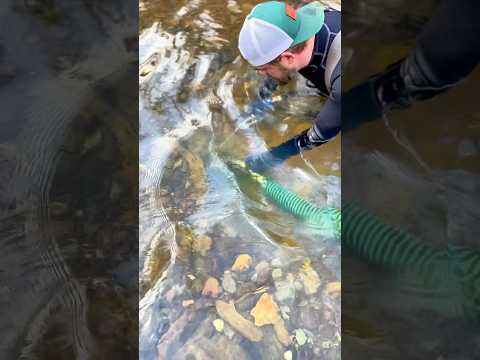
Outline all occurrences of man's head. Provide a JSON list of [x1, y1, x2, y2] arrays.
[[238, 1, 325, 84]]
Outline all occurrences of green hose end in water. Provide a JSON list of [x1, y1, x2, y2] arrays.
[[262, 178, 341, 239], [229, 159, 341, 238]]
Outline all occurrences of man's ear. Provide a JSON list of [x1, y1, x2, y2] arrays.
[[280, 52, 296, 66]]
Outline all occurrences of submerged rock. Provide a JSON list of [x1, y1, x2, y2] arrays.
[[299, 260, 321, 295], [253, 261, 271, 284], [222, 271, 237, 294], [177, 225, 213, 263], [274, 281, 296, 304], [223, 225, 237, 238], [215, 300, 263, 342], [272, 268, 283, 280], [202, 277, 221, 298], [160, 141, 208, 221], [223, 323, 235, 339], [294, 329, 307, 346], [232, 254, 252, 272], [271, 258, 282, 267], [193, 234, 213, 256], [213, 318, 224, 332], [250, 293, 291, 346], [250, 293, 280, 327], [325, 281, 341, 296], [142, 231, 174, 294], [182, 299, 194, 307], [273, 320, 291, 347]]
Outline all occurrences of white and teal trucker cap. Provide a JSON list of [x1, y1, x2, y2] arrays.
[[238, 1, 325, 66]]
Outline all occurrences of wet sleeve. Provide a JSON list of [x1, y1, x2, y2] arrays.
[[399, 0, 480, 102], [343, 0, 480, 131], [308, 70, 341, 146], [414, 0, 480, 87]]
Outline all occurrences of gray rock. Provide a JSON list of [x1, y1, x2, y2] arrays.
[[271, 258, 282, 267], [222, 271, 237, 294], [294, 281, 303, 291], [294, 329, 307, 346], [253, 260, 271, 284], [223, 323, 235, 339], [272, 268, 283, 280], [274, 280, 296, 304]]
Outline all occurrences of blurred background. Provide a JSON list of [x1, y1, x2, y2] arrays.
[[0, 1, 138, 358], [343, 0, 480, 358]]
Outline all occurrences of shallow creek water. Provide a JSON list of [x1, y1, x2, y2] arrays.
[[139, 1, 341, 359]]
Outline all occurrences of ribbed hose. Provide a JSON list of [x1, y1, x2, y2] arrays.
[[343, 202, 480, 324], [262, 178, 341, 238], [342, 202, 447, 284]]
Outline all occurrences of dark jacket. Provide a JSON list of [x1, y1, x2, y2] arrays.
[[298, 9, 341, 146]]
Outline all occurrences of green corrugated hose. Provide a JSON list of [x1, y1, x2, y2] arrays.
[[263, 178, 341, 238], [343, 201, 480, 323], [229, 160, 341, 238], [342, 202, 446, 277]]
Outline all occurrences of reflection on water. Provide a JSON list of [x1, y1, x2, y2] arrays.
[[139, 1, 341, 359], [344, 0, 480, 358], [0, 1, 137, 358]]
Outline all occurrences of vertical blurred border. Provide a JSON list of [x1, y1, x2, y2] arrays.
[[342, 0, 480, 358], [0, 0, 139, 358]]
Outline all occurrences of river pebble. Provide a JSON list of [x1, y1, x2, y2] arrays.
[[232, 254, 252, 272], [202, 277, 221, 297], [215, 300, 263, 342], [295, 329, 307, 346], [213, 318, 224, 332], [274, 281, 296, 304], [272, 268, 283, 280], [253, 261, 271, 284], [222, 271, 237, 294], [299, 260, 321, 295]]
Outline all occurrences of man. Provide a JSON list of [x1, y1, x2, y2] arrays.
[[238, 1, 340, 173]]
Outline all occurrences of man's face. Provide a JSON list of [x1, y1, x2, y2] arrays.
[[255, 61, 294, 85]]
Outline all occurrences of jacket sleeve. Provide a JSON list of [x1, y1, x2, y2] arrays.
[[307, 68, 341, 146]]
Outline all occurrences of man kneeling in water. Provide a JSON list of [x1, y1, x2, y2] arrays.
[[238, 1, 341, 173]]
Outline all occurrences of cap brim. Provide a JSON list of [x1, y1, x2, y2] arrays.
[[292, 1, 325, 46]]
